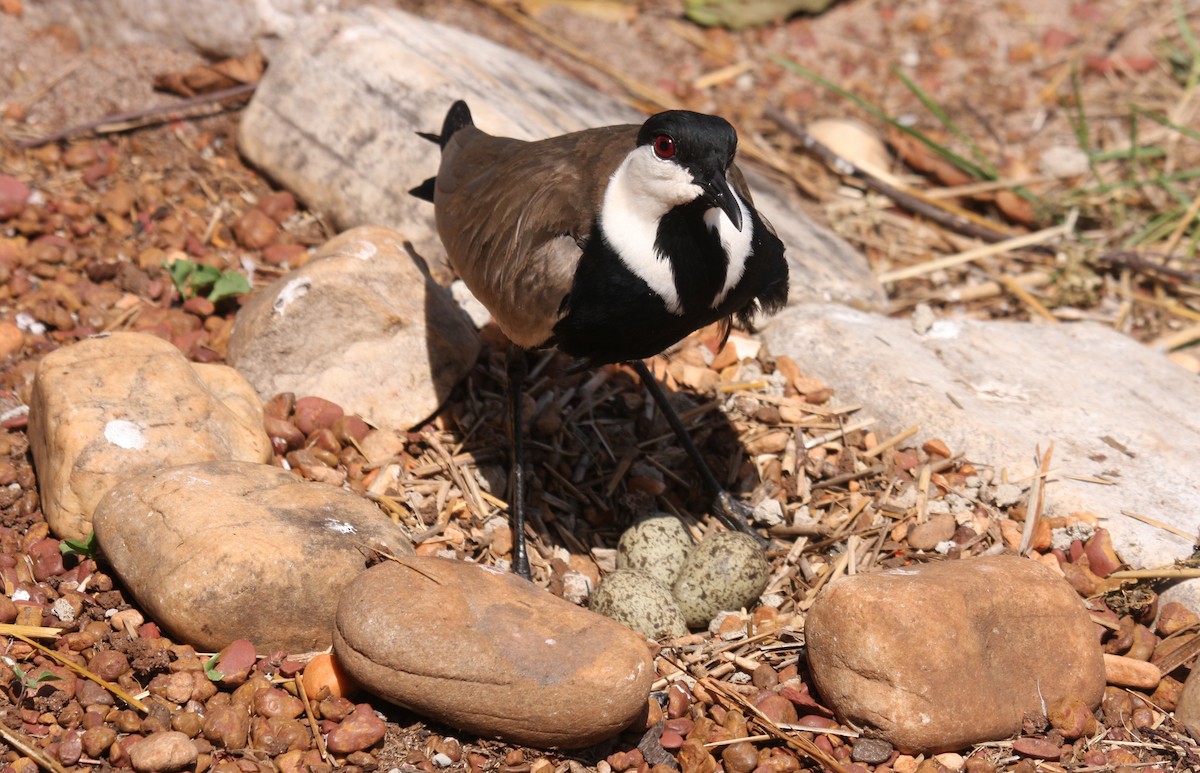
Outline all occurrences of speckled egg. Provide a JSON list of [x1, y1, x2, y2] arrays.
[[672, 532, 771, 629], [590, 569, 688, 640], [617, 513, 694, 588]]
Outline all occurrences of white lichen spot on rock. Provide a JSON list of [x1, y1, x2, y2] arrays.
[[272, 277, 312, 315], [104, 419, 147, 450], [926, 319, 962, 339]]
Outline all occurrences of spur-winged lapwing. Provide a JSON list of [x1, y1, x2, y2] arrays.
[[414, 101, 789, 578]]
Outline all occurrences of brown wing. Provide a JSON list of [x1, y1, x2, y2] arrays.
[[434, 124, 639, 347]]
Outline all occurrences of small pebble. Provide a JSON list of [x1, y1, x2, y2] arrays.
[[1012, 736, 1062, 760], [851, 738, 893, 764], [129, 731, 198, 773]]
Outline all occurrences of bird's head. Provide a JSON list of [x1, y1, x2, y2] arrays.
[[626, 110, 744, 232]]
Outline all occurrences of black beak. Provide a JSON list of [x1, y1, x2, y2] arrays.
[[700, 170, 744, 232]]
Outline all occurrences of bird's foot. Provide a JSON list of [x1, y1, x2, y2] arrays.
[[712, 491, 771, 547]]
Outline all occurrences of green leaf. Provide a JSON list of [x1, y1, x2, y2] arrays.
[[203, 653, 224, 682], [164, 258, 198, 299], [207, 271, 252, 303], [60, 532, 97, 559], [187, 264, 222, 292]]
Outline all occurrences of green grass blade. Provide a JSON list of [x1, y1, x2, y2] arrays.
[[892, 67, 999, 178], [770, 53, 991, 181]]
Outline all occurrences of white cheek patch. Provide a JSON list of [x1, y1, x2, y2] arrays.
[[598, 148, 700, 316], [705, 192, 754, 308]]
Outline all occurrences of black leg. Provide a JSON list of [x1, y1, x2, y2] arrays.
[[506, 345, 531, 579], [631, 359, 764, 541]]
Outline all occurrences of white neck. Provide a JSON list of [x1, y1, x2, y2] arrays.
[[705, 195, 753, 308], [597, 146, 755, 315], [598, 147, 701, 315]]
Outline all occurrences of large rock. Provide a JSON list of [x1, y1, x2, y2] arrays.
[[93, 460, 415, 652], [237, 6, 884, 310], [227, 226, 480, 431], [805, 555, 1105, 753], [334, 557, 654, 749], [1175, 663, 1200, 736], [28, 332, 272, 541], [763, 304, 1200, 606], [23, 0, 317, 57]]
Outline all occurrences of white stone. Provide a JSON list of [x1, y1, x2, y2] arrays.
[[764, 303, 1200, 606], [236, 6, 884, 311], [227, 226, 479, 431], [24, 0, 325, 58]]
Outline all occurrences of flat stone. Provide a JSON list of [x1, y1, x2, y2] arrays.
[[23, 0, 318, 57], [227, 226, 480, 431], [92, 460, 414, 652], [28, 332, 272, 541], [763, 304, 1200, 608], [237, 6, 883, 310], [334, 557, 653, 749], [805, 555, 1104, 753]]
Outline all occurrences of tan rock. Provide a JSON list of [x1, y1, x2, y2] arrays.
[[805, 555, 1104, 753], [906, 513, 956, 551], [0, 321, 23, 360], [28, 332, 272, 541], [334, 557, 654, 749], [92, 460, 414, 652], [227, 226, 479, 431], [1174, 661, 1200, 735], [128, 731, 197, 773]]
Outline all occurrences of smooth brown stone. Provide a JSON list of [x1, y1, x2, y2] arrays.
[[806, 555, 1104, 753], [334, 557, 653, 749]]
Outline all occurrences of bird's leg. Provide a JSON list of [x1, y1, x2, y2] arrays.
[[631, 359, 765, 542], [506, 345, 532, 579]]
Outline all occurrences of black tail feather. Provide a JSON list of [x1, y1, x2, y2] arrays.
[[411, 101, 475, 202], [437, 100, 473, 149], [409, 177, 436, 202]]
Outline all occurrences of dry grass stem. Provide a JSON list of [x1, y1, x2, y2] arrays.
[[0, 722, 70, 773], [12, 632, 149, 713], [877, 222, 1073, 284]]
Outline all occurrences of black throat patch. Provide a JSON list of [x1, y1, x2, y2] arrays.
[[654, 199, 731, 315]]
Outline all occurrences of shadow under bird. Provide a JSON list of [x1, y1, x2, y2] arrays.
[[413, 101, 788, 578]]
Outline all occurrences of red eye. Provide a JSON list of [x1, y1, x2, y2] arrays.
[[653, 135, 676, 159]]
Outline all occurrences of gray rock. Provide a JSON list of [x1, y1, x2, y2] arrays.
[[763, 303, 1200, 605], [227, 226, 480, 431], [24, 0, 321, 57], [237, 6, 884, 311], [93, 460, 414, 652]]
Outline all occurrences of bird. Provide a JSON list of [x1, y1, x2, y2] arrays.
[[413, 100, 789, 578]]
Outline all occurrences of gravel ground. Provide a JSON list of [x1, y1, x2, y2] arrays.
[[1, 2, 1199, 773]]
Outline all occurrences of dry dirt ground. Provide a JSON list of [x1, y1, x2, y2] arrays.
[[1, 1, 1199, 773]]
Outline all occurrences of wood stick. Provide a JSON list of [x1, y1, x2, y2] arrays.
[[765, 104, 1016, 245], [16, 82, 258, 148]]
